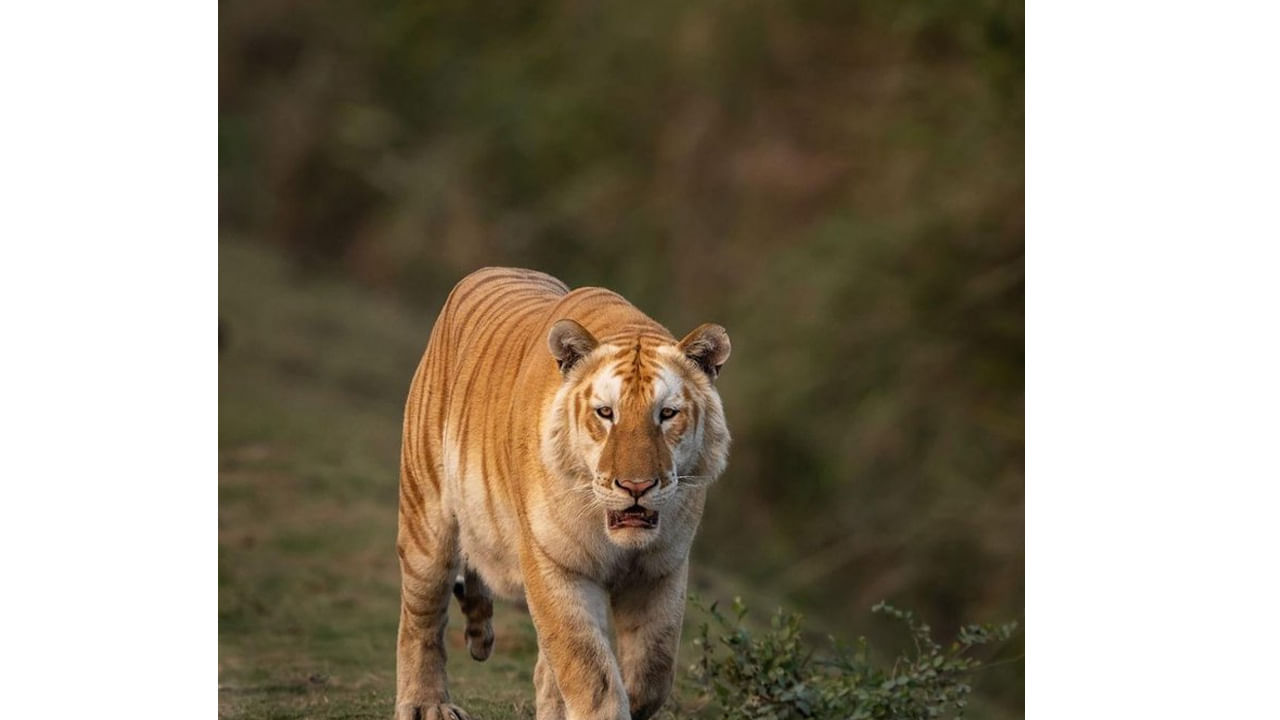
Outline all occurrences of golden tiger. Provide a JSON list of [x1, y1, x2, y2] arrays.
[[395, 267, 731, 720]]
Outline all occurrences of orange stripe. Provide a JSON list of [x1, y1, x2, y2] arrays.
[[400, 508, 433, 554], [453, 286, 553, 341], [554, 288, 616, 323], [451, 302, 549, 476], [479, 436, 498, 525], [402, 598, 438, 617], [399, 552, 431, 582], [399, 473, 425, 519], [448, 270, 531, 307]]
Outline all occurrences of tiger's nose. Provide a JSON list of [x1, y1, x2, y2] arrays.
[[614, 477, 658, 499]]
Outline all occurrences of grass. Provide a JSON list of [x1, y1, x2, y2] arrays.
[[218, 239, 1020, 719]]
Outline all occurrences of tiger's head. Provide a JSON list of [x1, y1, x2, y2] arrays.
[[542, 320, 731, 549]]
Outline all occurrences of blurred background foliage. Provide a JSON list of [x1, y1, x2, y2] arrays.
[[220, 0, 1022, 713]]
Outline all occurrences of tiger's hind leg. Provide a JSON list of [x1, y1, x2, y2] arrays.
[[396, 460, 471, 720], [452, 567, 495, 661]]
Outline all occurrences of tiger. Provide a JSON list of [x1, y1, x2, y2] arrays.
[[395, 267, 731, 720]]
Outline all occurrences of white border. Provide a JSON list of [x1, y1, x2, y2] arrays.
[[1029, 1, 1280, 717], [0, 1, 216, 717]]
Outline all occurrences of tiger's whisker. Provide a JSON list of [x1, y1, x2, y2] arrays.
[[546, 483, 596, 502]]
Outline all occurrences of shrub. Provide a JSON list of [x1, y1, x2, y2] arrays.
[[689, 598, 1019, 720]]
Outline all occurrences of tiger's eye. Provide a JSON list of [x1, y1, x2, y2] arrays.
[[596, 406, 613, 420], [659, 407, 678, 421]]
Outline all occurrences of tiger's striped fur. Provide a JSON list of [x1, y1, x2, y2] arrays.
[[395, 268, 731, 720]]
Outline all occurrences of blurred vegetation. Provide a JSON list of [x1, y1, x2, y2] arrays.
[[221, 0, 1022, 715]]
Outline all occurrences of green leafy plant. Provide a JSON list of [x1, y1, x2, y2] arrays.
[[689, 598, 1019, 720]]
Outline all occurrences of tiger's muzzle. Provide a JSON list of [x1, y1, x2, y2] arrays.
[[601, 474, 670, 531]]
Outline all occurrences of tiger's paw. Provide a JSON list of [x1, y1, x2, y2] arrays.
[[465, 618, 494, 661], [394, 702, 472, 720]]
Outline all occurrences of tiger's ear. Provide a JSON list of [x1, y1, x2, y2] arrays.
[[678, 323, 731, 379], [548, 319, 598, 375]]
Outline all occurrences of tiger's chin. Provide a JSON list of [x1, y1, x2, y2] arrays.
[[604, 505, 661, 547]]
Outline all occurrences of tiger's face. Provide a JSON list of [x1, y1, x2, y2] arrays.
[[544, 320, 731, 549]]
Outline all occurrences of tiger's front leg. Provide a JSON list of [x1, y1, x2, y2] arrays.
[[611, 562, 688, 720], [534, 648, 568, 720], [395, 464, 470, 720], [523, 549, 629, 720]]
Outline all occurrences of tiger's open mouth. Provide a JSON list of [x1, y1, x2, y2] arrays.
[[607, 505, 659, 530]]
